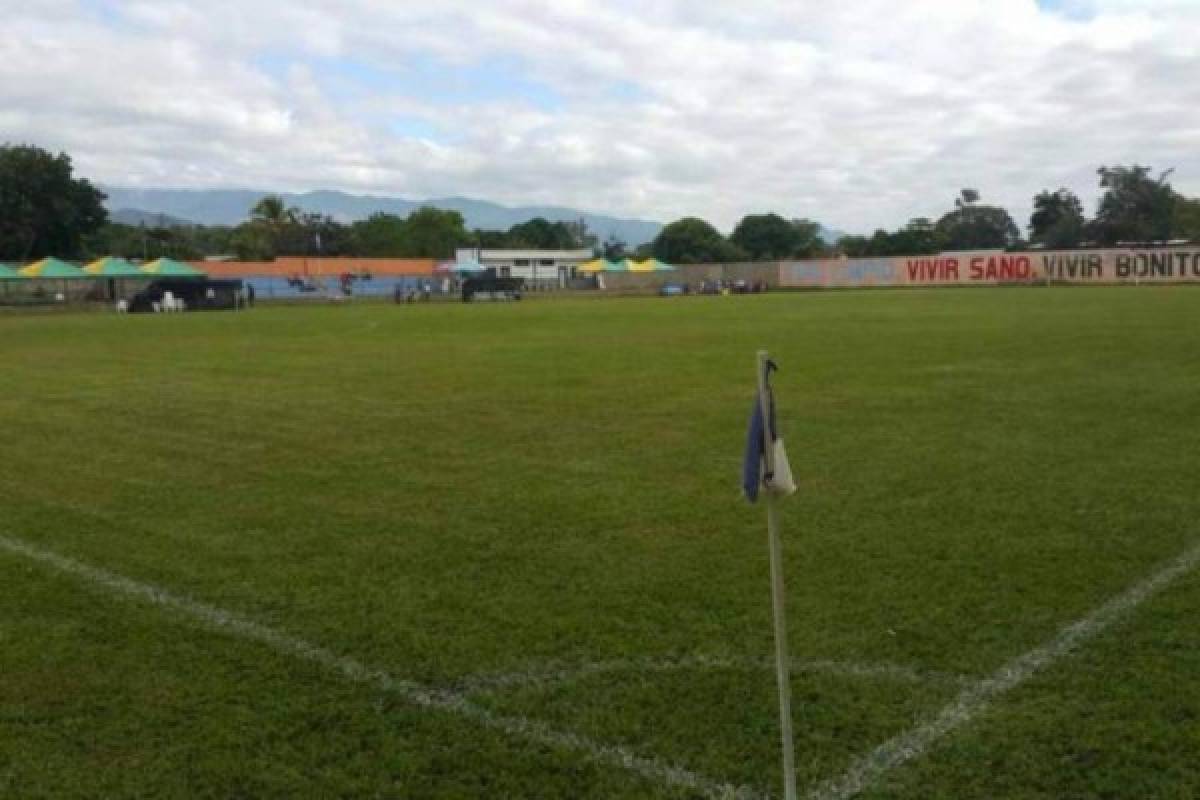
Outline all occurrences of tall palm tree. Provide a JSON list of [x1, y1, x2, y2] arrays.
[[250, 195, 295, 228]]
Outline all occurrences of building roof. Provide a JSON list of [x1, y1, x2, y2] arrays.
[[472, 249, 594, 260]]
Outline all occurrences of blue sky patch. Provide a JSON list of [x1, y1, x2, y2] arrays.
[[1036, 0, 1098, 20]]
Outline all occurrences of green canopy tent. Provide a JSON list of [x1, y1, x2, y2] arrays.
[[19, 257, 86, 279], [141, 258, 207, 278], [84, 256, 146, 304], [83, 256, 144, 277], [19, 258, 87, 303], [0, 263, 19, 301]]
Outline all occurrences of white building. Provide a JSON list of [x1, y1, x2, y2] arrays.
[[455, 248, 593, 286]]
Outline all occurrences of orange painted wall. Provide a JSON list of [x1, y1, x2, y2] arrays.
[[193, 257, 436, 277]]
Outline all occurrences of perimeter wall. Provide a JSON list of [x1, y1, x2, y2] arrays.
[[780, 248, 1200, 288]]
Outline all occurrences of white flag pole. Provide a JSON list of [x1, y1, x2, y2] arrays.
[[757, 349, 798, 800]]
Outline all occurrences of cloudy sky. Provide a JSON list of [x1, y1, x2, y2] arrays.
[[2, 0, 1197, 232]]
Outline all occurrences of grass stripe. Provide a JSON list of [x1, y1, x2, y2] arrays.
[[454, 654, 970, 696], [808, 539, 1200, 800], [0, 533, 760, 800]]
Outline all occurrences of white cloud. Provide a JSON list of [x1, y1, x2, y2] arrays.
[[1, 0, 1198, 233]]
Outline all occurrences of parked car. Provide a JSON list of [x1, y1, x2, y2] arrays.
[[462, 269, 524, 302]]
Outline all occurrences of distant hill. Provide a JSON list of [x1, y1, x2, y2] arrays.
[[102, 187, 846, 248], [102, 188, 663, 247], [110, 208, 194, 227]]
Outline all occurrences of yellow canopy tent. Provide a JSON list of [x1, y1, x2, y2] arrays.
[[82, 256, 144, 277], [19, 257, 85, 278], [631, 258, 676, 272], [578, 258, 630, 272]]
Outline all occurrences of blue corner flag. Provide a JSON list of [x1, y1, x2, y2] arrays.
[[743, 358, 796, 502]]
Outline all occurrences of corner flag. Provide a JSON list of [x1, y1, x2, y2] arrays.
[[742, 357, 797, 502], [745, 350, 799, 800]]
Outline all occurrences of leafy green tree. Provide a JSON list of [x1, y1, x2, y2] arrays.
[[730, 213, 797, 259], [352, 213, 409, 256], [836, 219, 943, 257], [1029, 189, 1085, 248], [190, 225, 236, 257], [868, 228, 897, 255], [231, 223, 274, 261], [0, 144, 107, 260], [472, 228, 509, 248], [1089, 165, 1177, 245], [402, 207, 469, 258], [652, 217, 744, 264], [250, 195, 294, 229], [276, 211, 350, 256], [935, 189, 1019, 250], [83, 223, 142, 260], [86, 222, 235, 261], [791, 218, 827, 258], [837, 234, 871, 257], [1172, 195, 1200, 243], [889, 218, 942, 255], [506, 217, 578, 249]]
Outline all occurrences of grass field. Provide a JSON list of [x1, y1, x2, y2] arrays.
[[2, 288, 1199, 799]]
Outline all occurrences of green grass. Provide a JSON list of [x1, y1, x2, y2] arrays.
[[2, 288, 1199, 798]]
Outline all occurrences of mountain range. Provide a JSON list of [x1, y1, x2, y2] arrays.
[[103, 188, 664, 247], [104, 187, 846, 247]]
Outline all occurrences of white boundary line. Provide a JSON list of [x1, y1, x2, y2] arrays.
[[807, 539, 1200, 800], [8, 532, 1197, 800], [454, 654, 970, 696], [0, 534, 760, 800]]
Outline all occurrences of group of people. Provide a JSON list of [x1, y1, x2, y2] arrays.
[[695, 278, 771, 294], [393, 281, 434, 304]]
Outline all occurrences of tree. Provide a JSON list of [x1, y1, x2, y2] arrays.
[[835, 219, 940, 257], [934, 189, 1018, 250], [1029, 189, 1085, 248], [564, 218, 597, 250], [890, 217, 943, 255], [250, 194, 294, 229], [240, 194, 295, 259], [402, 207, 469, 258], [1089, 165, 1177, 245], [730, 213, 798, 260], [0, 144, 107, 260], [276, 211, 350, 256], [1172, 195, 1200, 243], [601, 234, 627, 260], [472, 228, 509, 248], [506, 217, 578, 249], [651, 217, 744, 264], [352, 213, 409, 256], [230, 223, 274, 261], [868, 228, 897, 255], [790, 218, 827, 258]]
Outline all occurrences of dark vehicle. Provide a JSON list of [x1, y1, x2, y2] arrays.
[[462, 269, 523, 302], [128, 279, 245, 312]]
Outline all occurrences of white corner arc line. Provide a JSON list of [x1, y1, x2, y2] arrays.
[[0, 535, 761, 800], [808, 539, 1200, 800]]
